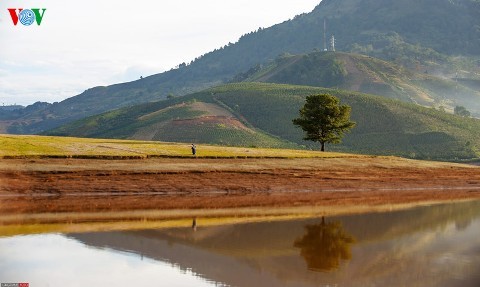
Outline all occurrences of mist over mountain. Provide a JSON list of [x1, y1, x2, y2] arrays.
[[237, 51, 480, 115]]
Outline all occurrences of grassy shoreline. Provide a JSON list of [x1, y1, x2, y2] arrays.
[[2, 134, 480, 237], [0, 134, 362, 159]]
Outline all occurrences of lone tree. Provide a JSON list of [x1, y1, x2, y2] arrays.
[[293, 94, 355, 151]]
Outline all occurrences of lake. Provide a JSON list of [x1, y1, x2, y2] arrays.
[[1, 200, 480, 287]]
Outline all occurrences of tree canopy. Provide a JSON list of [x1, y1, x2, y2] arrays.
[[293, 94, 355, 151]]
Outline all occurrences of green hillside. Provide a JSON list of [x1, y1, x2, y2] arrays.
[[48, 82, 480, 161], [48, 95, 297, 149], [3, 0, 480, 135]]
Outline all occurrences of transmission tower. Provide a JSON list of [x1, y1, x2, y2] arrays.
[[323, 18, 327, 51]]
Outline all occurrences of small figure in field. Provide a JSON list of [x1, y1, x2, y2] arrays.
[[191, 144, 196, 156], [192, 217, 197, 231]]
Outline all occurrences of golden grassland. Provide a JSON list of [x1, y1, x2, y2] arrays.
[[0, 134, 363, 159]]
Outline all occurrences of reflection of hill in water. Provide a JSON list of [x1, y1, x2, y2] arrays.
[[69, 200, 480, 287]]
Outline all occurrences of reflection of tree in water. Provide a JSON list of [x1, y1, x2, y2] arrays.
[[294, 217, 356, 272]]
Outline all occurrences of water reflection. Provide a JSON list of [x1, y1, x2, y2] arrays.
[[0, 234, 220, 287], [63, 200, 480, 286], [2, 200, 480, 287], [294, 217, 355, 272]]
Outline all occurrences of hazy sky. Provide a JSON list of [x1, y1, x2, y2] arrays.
[[0, 0, 321, 106]]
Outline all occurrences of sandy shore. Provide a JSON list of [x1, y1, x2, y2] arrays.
[[1, 156, 480, 225]]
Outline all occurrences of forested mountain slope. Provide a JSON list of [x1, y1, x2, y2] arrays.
[[239, 52, 480, 115]]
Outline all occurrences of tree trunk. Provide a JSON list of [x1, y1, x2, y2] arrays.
[[321, 142, 325, 152]]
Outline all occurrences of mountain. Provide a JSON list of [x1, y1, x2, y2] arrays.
[[48, 82, 480, 160], [2, 0, 480, 134]]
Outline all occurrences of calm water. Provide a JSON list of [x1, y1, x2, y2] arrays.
[[1, 200, 480, 287]]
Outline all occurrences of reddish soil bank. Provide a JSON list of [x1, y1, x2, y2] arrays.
[[1, 157, 480, 215]]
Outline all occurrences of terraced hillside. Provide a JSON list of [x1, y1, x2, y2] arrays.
[[48, 96, 296, 149], [131, 101, 295, 148], [48, 83, 480, 161]]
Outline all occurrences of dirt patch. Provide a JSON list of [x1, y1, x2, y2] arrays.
[[1, 157, 479, 223], [189, 101, 235, 117], [172, 116, 250, 131]]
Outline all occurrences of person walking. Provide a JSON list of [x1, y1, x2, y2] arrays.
[[191, 144, 196, 156]]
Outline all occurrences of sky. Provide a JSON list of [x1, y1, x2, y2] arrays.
[[0, 0, 321, 106]]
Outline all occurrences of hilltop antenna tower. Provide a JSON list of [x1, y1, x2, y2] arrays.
[[330, 35, 336, 52], [323, 18, 327, 51]]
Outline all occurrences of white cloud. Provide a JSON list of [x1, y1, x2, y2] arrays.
[[0, 0, 321, 105]]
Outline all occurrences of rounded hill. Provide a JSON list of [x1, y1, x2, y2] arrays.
[[48, 82, 480, 161]]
